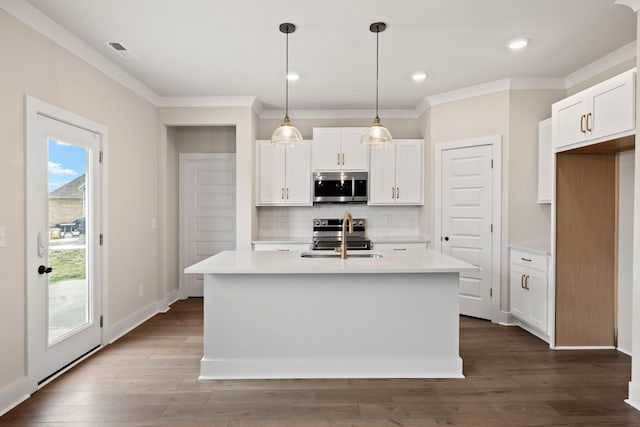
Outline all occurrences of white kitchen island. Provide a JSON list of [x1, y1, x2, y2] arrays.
[[185, 249, 476, 379]]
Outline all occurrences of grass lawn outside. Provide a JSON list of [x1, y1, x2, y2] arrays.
[[49, 249, 86, 283]]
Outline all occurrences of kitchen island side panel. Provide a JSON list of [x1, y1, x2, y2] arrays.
[[200, 272, 462, 379]]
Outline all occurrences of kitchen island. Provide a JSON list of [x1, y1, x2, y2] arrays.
[[185, 249, 476, 379]]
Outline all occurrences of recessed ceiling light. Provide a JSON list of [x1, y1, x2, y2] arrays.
[[286, 72, 300, 81], [508, 38, 529, 50], [412, 72, 427, 82]]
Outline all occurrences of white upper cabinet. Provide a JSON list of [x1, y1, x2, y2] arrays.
[[369, 140, 424, 205], [537, 118, 552, 204], [256, 140, 312, 206], [552, 69, 635, 152], [312, 127, 368, 171]]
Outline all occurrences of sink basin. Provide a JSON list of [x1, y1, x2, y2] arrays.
[[300, 252, 383, 259]]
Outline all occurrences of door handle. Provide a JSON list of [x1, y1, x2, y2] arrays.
[[586, 112, 592, 132], [580, 114, 586, 133], [37, 232, 47, 257], [396, 187, 399, 199], [38, 265, 53, 275], [521, 274, 525, 289], [524, 275, 530, 290]]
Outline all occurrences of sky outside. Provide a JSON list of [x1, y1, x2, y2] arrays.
[[48, 138, 87, 193]]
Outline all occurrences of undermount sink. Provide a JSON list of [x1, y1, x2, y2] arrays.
[[300, 252, 384, 259]]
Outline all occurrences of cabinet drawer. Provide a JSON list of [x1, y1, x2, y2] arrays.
[[510, 249, 548, 272], [373, 242, 428, 253]]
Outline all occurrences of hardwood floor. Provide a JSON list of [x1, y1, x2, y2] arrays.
[[2, 298, 639, 426]]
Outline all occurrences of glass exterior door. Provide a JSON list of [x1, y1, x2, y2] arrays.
[[47, 138, 91, 344], [26, 97, 103, 385]]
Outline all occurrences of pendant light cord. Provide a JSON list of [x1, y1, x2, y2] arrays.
[[375, 29, 379, 120], [285, 30, 289, 119]]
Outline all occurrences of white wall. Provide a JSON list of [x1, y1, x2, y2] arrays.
[[0, 8, 158, 394], [618, 149, 635, 355]]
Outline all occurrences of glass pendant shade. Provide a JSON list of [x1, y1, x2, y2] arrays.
[[271, 116, 303, 147], [362, 117, 393, 148], [363, 22, 393, 148], [271, 23, 302, 147]]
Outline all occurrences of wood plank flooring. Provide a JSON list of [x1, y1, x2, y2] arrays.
[[2, 298, 639, 426]]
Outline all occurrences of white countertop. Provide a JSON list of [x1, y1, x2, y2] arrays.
[[509, 241, 551, 256], [185, 249, 477, 275], [252, 236, 431, 245]]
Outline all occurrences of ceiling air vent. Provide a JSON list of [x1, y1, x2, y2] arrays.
[[106, 42, 137, 60]]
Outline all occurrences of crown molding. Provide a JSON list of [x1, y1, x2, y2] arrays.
[[259, 109, 418, 120], [565, 40, 637, 88], [1, 0, 161, 105], [615, 0, 640, 11], [426, 79, 511, 106], [156, 96, 258, 108]]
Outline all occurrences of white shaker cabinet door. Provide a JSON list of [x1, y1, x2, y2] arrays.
[[340, 128, 368, 171], [510, 265, 528, 320], [589, 70, 635, 141], [394, 140, 423, 205], [553, 94, 588, 150], [285, 141, 312, 205], [257, 141, 286, 205], [526, 270, 548, 333], [312, 128, 342, 171], [368, 144, 396, 204]]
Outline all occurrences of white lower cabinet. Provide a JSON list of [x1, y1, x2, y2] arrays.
[[253, 243, 310, 251], [372, 242, 429, 253], [509, 248, 549, 338]]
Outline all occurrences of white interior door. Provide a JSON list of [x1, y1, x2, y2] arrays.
[[441, 145, 494, 320], [26, 98, 104, 385], [180, 154, 236, 297]]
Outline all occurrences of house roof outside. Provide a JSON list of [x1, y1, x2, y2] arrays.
[[49, 174, 85, 199]]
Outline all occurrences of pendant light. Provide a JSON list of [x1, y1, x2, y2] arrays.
[[271, 23, 303, 146], [362, 22, 393, 148]]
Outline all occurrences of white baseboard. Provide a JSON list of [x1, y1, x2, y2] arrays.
[[158, 290, 179, 313], [617, 346, 632, 356], [0, 377, 32, 417], [553, 345, 617, 350], [626, 381, 640, 411], [493, 310, 512, 325]]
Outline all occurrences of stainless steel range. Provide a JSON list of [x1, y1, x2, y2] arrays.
[[311, 218, 372, 250]]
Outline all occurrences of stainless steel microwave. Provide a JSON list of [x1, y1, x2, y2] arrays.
[[313, 171, 367, 204]]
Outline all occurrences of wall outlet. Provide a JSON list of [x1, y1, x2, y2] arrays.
[[138, 283, 144, 297]]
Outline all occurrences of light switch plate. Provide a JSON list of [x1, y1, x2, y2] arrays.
[[0, 227, 5, 248]]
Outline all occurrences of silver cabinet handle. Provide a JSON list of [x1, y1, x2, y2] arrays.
[[393, 248, 407, 251], [396, 187, 399, 199], [286, 188, 289, 199], [392, 187, 396, 199], [337, 153, 340, 165], [524, 275, 530, 290], [521, 275, 525, 289], [281, 188, 285, 200], [586, 112, 592, 132], [580, 114, 586, 133]]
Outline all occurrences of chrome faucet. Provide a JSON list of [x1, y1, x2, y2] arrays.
[[337, 211, 353, 259]]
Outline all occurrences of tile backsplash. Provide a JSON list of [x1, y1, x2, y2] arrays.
[[257, 205, 420, 239]]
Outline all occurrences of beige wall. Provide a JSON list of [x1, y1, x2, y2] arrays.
[[567, 58, 636, 96], [0, 9, 158, 392], [429, 91, 511, 310], [507, 90, 565, 245], [157, 107, 257, 283], [164, 125, 237, 294]]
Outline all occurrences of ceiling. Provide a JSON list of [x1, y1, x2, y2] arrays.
[[23, 0, 638, 111]]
